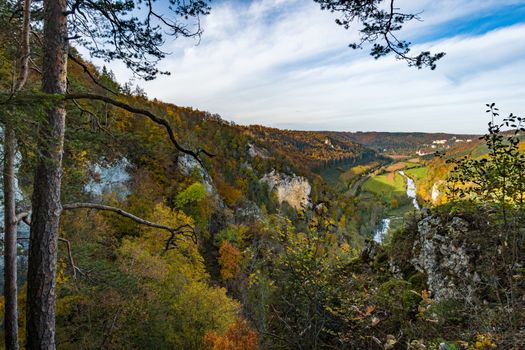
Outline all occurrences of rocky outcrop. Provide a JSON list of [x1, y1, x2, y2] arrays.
[[85, 159, 131, 200], [431, 181, 445, 204], [235, 200, 263, 224], [411, 214, 480, 301], [177, 154, 215, 194], [247, 143, 270, 159], [261, 170, 311, 210]]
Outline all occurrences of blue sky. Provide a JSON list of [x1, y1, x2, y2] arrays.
[[102, 0, 525, 133]]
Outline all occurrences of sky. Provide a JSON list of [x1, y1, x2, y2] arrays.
[[96, 0, 525, 134]]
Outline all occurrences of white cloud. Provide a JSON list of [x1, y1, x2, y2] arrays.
[[97, 0, 525, 133]]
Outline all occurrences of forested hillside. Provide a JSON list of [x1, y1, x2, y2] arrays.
[[0, 48, 390, 347]]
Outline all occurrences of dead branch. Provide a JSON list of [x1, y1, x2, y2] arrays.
[[16, 218, 84, 279], [58, 237, 83, 279], [63, 93, 215, 164], [68, 53, 119, 95], [61, 202, 194, 236], [16, 204, 196, 243]]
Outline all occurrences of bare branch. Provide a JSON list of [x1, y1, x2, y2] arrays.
[[62, 202, 194, 237], [14, 211, 29, 224], [58, 237, 83, 279], [68, 53, 119, 95], [63, 93, 215, 164], [16, 217, 83, 279], [17, 203, 196, 267]]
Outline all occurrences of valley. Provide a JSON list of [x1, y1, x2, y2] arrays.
[[1, 0, 524, 348]]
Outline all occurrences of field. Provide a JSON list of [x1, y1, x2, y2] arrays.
[[363, 172, 406, 199], [404, 166, 428, 181]]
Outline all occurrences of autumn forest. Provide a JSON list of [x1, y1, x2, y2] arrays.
[[0, 0, 524, 349]]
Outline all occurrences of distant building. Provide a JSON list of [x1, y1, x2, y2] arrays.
[[416, 150, 431, 156], [432, 139, 447, 145], [324, 138, 334, 148]]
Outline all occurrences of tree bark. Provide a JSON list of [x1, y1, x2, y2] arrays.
[[3, 124, 19, 350], [14, 0, 31, 91], [26, 0, 68, 348], [3, 0, 31, 347]]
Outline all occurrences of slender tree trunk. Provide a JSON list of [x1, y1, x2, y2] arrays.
[[26, 0, 67, 347], [3, 124, 19, 350], [3, 0, 31, 347], [15, 0, 31, 92]]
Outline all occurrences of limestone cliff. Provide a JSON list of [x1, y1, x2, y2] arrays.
[[261, 170, 311, 210], [411, 214, 481, 301]]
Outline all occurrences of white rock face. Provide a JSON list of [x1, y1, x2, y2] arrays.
[[412, 215, 479, 301], [431, 181, 444, 204], [84, 159, 131, 200], [247, 143, 270, 159], [261, 170, 311, 210]]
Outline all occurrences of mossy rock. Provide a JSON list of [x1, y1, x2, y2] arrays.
[[407, 272, 427, 291], [428, 299, 467, 326], [374, 279, 421, 315]]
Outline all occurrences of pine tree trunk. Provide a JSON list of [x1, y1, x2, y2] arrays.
[[26, 0, 68, 347], [3, 124, 19, 350]]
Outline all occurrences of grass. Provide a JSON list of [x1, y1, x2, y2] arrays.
[[384, 203, 417, 239], [363, 172, 406, 199], [404, 166, 428, 181]]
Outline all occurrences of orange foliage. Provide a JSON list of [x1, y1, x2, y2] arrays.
[[204, 318, 259, 350], [386, 162, 405, 172], [390, 197, 399, 209], [218, 241, 241, 280], [215, 177, 243, 207]]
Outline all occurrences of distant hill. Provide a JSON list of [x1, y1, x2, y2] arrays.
[[320, 131, 479, 154], [244, 126, 381, 170]]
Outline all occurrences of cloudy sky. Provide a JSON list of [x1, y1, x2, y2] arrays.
[[100, 0, 525, 133]]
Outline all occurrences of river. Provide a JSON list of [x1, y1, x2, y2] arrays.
[[373, 218, 391, 243], [373, 170, 420, 243], [399, 170, 420, 210]]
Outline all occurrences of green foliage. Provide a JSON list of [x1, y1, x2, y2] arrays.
[[373, 279, 421, 326], [428, 299, 467, 326], [214, 225, 247, 247], [314, 0, 445, 69], [447, 104, 525, 207], [5, 20, 516, 349], [174, 182, 207, 208]]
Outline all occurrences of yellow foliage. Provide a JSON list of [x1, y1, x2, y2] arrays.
[[473, 333, 497, 349], [118, 203, 206, 282]]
